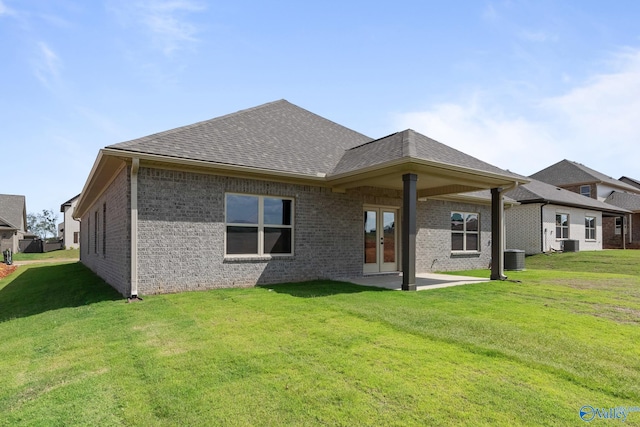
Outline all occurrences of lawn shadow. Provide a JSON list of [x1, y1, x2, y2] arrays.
[[260, 280, 390, 298], [0, 262, 121, 322]]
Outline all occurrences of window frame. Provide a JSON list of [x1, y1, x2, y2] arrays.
[[585, 216, 596, 241], [450, 211, 480, 253], [615, 217, 623, 235], [224, 193, 294, 257], [556, 213, 569, 240]]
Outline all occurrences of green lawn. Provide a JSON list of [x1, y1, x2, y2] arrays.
[[1, 252, 639, 426], [12, 248, 79, 261]]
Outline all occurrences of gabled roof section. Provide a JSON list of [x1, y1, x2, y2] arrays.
[[60, 193, 81, 212], [531, 159, 639, 192], [0, 194, 27, 231], [619, 176, 640, 190], [506, 179, 629, 214], [108, 100, 372, 177], [605, 191, 640, 212], [331, 129, 523, 179]]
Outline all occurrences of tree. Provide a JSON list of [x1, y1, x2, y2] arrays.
[[28, 209, 59, 240]]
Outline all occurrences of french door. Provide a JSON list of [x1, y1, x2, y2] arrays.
[[363, 207, 398, 273]]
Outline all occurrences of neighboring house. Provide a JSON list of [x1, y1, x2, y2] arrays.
[[620, 176, 640, 191], [0, 194, 28, 253], [59, 194, 81, 249], [74, 100, 525, 297], [530, 159, 639, 248], [505, 179, 630, 254]]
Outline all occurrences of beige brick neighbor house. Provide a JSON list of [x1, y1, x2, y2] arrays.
[[74, 100, 525, 297]]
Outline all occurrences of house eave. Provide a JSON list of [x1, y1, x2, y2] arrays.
[[516, 199, 631, 215]]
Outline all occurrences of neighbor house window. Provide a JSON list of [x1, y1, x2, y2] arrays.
[[556, 213, 569, 239], [580, 185, 591, 198], [585, 216, 596, 240], [73, 232, 79, 244], [451, 212, 479, 251], [225, 194, 293, 256], [615, 217, 622, 235]]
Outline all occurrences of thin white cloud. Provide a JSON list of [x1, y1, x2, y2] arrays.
[[393, 47, 640, 177], [110, 0, 206, 55], [0, 0, 15, 16], [33, 42, 62, 86], [394, 96, 557, 175], [518, 30, 558, 43]]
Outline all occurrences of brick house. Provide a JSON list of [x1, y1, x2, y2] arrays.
[[74, 100, 525, 297], [59, 194, 81, 249], [505, 179, 629, 254], [530, 160, 639, 249], [0, 194, 28, 254]]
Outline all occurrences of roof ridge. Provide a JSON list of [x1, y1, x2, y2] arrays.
[[109, 99, 291, 148], [401, 129, 416, 158]]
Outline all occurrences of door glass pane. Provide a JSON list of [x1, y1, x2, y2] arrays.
[[383, 212, 395, 263], [364, 211, 377, 264]]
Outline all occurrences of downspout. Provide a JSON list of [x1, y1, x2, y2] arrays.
[[130, 158, 140, 299], [540, 202, 549, 253], [491, 181, 522, 281]]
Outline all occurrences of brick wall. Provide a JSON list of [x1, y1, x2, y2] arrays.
[[505, 203, 542, 254], [80, 166, 131, 296], [417, 199, 493, 272], [81, 166, 501, 295]]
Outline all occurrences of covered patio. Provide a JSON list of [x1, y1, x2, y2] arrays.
[[346, 272, 490, 291]]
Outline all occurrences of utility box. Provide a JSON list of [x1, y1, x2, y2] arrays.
[[563, 240, 579, 252], [504, 249, 525, 271]]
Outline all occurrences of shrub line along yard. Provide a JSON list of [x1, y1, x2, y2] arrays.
[[0, 250, 639, 426]]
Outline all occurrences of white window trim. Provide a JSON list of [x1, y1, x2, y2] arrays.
[[585, 215, 596, 241], [224, 193, 294, 258], [556, 213, 569, 240], [451, 211, 480, 253]]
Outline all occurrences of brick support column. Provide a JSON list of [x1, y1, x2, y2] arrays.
[[402, 173, 417, 291]]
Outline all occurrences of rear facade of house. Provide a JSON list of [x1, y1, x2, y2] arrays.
[[76, 100, 523, 296]]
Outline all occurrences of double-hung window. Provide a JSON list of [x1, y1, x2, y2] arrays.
[[451, 212, 479, 252], [556, 213, 569, 239], [585, 216, 596, 240], [225, 194, 293, 256]]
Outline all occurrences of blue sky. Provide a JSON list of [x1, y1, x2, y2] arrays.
[[2, 1, 640, 218]]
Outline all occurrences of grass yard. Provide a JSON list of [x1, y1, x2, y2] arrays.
[[1, 251, 639, 426], [12, 248, 79, 262]]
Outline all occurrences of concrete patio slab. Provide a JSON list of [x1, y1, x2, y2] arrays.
[[346, 272, 490, 291]]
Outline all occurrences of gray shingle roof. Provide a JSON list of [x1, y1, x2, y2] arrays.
[[108, 100, 373, 177], [0, 194, 26, 231], [531, 159, 639, 192], [605, 191, 640, 212], [506, 179, 629, 214], [619, 176, 640, 190], [331, 129, 524, 179]]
